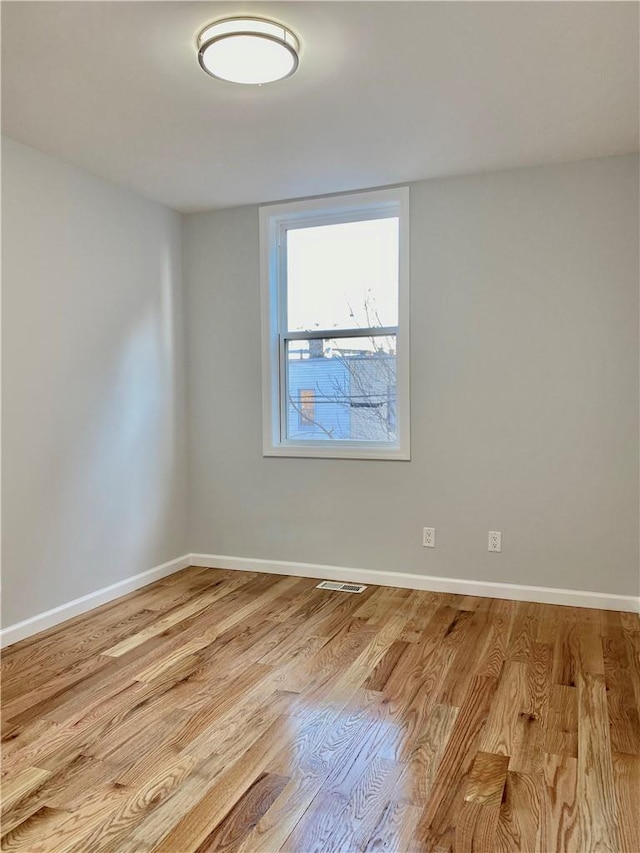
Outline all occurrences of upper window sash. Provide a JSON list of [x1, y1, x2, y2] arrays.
[[278, 209, 399, 336]]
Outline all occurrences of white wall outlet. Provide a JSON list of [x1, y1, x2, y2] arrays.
[[423, 527, 435, 548], [488, 531, 502, 552]]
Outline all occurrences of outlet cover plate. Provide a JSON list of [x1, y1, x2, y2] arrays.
[[423, 527, 435, 548]]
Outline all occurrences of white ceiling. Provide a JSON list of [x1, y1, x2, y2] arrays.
[[2, 2, 638, 212]]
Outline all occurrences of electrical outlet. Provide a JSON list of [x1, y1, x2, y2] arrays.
[[488, 531, 502, 553], [423, 527, 435, 548]]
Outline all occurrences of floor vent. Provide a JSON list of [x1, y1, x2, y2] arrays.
[[316, 581, 367, 593]]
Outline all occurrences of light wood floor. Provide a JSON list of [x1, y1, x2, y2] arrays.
[[1, 567, 639, 852]]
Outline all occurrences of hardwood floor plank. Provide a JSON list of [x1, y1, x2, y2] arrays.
[[1, 766, 51, 814], [508, 601, 540, 662], [509, 642, 553, 775], [544, 684, 578, 758], [65, 755, 198, 853], [494, 771, 539, 853], [602, 634, 640, 755], [303, 756, 403, 853], [619, 612, 640, 634], [537, 752, 580, 853], [40, 758, 122, 811], [279, 751, 399, 853], [376, 607, 462, 760], [297, 613, 408, 714], [234, 773, 325, 853], [353, 586, 408, 623], [192, 772, 289, 853], [553, 618, 581, 688], [622, 630, 640, 726], [435, 609, 492, 707], [362, 799, 422, 852], [1, 785, 127, 853], [394, 641, 458, 761], [179, 689, 296, 765], [576, 671, 619, 852], [524, 641, 553, 727], [235, 704, 367, 853], [110, 752, 234, 853], [151, 716, 300, 853], [397, 703, 459, 806], [478, 660, 527, 756], [464, 751, 510, 806], [363, 640, 408, 691], [612, 752, 640, 853], [1, 570, 231, 699], [476, 601, 515, 680], [1, 757, 115, 837], [415, 674, 499, 849], [456, 800, 501, 853], [535, 604, 560, 646], [279, 617, 377, 696], [101, 583, 252, 658], [398, 591, 440, 643]]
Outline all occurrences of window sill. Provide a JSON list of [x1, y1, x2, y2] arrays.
[[263, 444, 411, 461]]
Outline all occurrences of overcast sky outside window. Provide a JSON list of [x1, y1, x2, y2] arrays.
[[286, 217, 399, 334]]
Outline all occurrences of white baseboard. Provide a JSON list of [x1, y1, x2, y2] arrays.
[[189, 553, 640, 614], [3, 551, 637, 648], [0, 555, 191, 649]]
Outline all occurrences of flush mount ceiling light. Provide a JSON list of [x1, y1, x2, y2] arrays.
[[197, 17, 299, 85]]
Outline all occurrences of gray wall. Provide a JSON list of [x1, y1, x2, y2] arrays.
[[3, 145, 637, 625], [184, 155, 639, 597], [2, 137, 188, 625]]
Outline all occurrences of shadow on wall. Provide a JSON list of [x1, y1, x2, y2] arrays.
[[8, 245, 185, 623]]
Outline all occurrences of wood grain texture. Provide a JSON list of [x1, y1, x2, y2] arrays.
[[1, 566, 636, 852], [415, 674, 499, 850], [464, 752, 510, 806], [612, 752, 640, 853], [537, 753, 579, 853], [363, 800, 422, 852], [576, 671, 619, 852], [494, 771, 539, 853], [193, 772, 289, 853]]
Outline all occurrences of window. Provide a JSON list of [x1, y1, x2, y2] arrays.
[[260, 187, 410, 459]]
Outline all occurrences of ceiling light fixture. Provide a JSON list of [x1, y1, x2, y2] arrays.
[[197, 17, 299, 85]]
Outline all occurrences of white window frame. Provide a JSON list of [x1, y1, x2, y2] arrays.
[[259, 186, 410, 460]]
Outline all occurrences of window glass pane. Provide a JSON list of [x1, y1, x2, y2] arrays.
[[286, 217, 399, 332], [286, 335, 397, 442]]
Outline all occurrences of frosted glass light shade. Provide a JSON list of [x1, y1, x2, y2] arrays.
[[197, 18, 299, 84]]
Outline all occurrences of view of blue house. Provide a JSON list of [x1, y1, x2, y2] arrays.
[[286, 342, 397, 442]]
